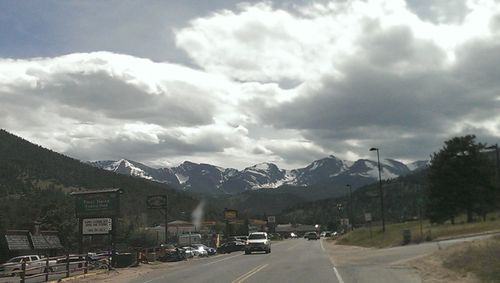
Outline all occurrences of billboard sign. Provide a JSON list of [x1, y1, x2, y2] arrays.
[[224, 209, 238, 220], [74, 191, 120, 217]]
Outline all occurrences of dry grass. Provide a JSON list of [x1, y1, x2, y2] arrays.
[[337, 213, 500, 248], [443, 236, 500, 282]]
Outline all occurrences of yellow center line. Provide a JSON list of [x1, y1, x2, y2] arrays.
[[231, 264, 268, 283]]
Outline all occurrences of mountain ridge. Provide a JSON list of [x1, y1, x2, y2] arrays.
[[89, 155, 428, 194]]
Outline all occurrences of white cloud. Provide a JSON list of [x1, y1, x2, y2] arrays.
[[2, 0, 500, 169]]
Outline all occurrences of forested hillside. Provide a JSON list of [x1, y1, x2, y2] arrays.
[[279, 170, 428, 230], [0, 129, 212, 252]]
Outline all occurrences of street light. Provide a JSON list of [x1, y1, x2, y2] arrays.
[[486, 144, 499, 187], [346, 184, 353, 231], [369, 147, 385, 232]]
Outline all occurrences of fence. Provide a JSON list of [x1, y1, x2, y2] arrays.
[[0, 253, 111, 283]]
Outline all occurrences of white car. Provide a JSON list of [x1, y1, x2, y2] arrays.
[[191, 245, 208, 257], [245, 232, 271, 254]]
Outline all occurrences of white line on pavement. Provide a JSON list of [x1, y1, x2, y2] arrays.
[[333, 266, 345, 283], [202, 253, 243, 266]]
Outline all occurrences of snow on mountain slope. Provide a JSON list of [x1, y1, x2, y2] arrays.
[[90, 156, 428, 194]]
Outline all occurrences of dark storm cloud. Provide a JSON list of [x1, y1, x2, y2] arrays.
[[252, 20, 500, 161], [65, 130, 234, 163]]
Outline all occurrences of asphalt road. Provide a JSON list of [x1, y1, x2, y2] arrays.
[[3, 233, 495, 283], [128, 238, 340, 283], [127, 234, 497, 283]]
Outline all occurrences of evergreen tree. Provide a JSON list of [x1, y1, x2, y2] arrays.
[[426, 135, 496, 223]]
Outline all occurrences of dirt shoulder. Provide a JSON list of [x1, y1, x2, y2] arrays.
[[52, 261, 180, 283], [406, 241, 480, 283]]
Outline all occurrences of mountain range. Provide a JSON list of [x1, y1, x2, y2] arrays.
[[90, 156, 428, 194]]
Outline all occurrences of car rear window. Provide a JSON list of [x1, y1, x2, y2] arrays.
[[249, 234, 266, 240]]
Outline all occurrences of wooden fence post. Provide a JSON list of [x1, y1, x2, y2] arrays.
[[45, 255, 50, 282], [20, 260, 26, 283], [65, 253, 70, 278]]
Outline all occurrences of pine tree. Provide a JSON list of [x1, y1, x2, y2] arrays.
[[427, 135, 496, 223]]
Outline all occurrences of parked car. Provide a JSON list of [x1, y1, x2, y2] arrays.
[[305, 232, 319, 240], [227, 235, 248, 242], [180, 246, 196, 258], [190, 245, 208, 257], [245, 232, 271, 254], [191, 244, 216, 256], [54, 255, 86, 272], [217, 241, 245, 254], [0, 255, 56, 277], [158, 248, 186, 262]]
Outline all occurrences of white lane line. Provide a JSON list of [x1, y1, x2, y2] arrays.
[[202, 253, 243, 266], [324, 239, 345, 283], [332, 266, 345, 283]]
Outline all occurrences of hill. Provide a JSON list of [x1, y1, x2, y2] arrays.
[[279, 169, 428, 229], [0, 129, 207, 253]]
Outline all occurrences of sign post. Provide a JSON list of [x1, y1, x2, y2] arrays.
[[364, 213, 372, 239], [147, 195, 168, 244], [223, 209, 238, 239], [71, 189, 121, 267]]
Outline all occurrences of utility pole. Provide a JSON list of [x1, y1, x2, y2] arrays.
[[346, 184, 353, 231], [370, 147, 385, 232]]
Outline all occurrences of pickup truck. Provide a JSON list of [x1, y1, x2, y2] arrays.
[[0, 255, 56, 277]]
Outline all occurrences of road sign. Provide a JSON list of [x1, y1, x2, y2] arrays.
[[82, 218, 112, 235], [267, 216, 276, 223], [147, 195, 167, 209], [364, 213, 372, 222]]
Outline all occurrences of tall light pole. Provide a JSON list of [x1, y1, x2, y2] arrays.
[[486, 144, 499, 187], [370, 147, 385, 232], [346, 184, 353, 231]]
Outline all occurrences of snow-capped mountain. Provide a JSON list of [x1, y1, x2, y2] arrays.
[[89, 155, 428, 194], [289, 155, 350, 186], [171, 161, 236, 193], [221, 163, 289, 193], [90, 159, 180, 186]]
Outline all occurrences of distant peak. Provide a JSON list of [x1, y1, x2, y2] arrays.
[[249, 162, 276, 170]]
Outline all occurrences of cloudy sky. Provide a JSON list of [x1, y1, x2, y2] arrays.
[[1, 0, 500, 170]]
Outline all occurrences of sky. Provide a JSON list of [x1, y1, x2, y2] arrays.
[[1, 0, 500, 170]]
